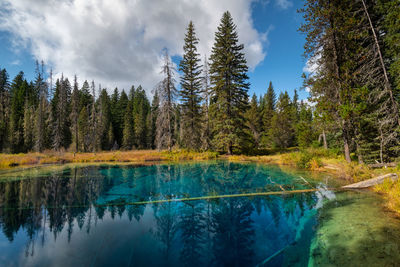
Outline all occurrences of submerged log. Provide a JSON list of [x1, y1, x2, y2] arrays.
[[342, 173, 398, 189]]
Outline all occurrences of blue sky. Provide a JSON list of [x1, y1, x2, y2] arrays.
[[0, 0, 308, 101]]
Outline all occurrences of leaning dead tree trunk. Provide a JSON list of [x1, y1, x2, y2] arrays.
[[361, 0, 400, 127]]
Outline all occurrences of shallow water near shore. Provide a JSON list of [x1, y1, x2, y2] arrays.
[[0, 161, 398, 266]]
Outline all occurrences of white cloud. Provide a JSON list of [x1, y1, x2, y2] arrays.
[[0, 0, 268, 94], [302, 53, 321, 75], [10, 59, 21, 66], [275, 0, 293, 9]]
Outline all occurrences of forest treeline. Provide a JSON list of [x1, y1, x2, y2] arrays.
[[0, 2, 399, 163]]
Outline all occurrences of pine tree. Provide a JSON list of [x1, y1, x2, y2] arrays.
[[23, 101, 35, 151], [52, 75, 71, 151], [155, 50, 178, 151], [150, 90, 160, 149], [261, 81, 276, 148], [98, 88, 112, 150], [9, 72, 29, 152], [245, 94, 262, 148], [209, 11, 250, 154], [78, 107, 90, 152], [90, 82, 98, 151], [34, 62, 49, 152], [296, 102, 314, 148], [201, 57, 212, 150], [133, 85, 150, 148], [179, 21, 203, 150], [0, 68, 10, 151], [122, 86, 135, 149], [269, 92, 295, 148], [110, 88, 120, 146], [70, 75, 79, 152], [300, 0, 365, 162]]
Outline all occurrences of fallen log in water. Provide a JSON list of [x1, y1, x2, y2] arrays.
[[342, 173, 398, 189]]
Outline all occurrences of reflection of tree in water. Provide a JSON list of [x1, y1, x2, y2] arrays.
[[154, 202, 179, 264], [0, 166, 106, 247], [179, 202, 206, 267], [152, 164, 179, 265], [211, 198, 255, 266], [204, 162, 256, 266], [0, 162, 321, 265]]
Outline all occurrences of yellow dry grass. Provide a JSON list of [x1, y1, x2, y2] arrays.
[[0, 149, 218, 169], [374, 179, 400, 214]]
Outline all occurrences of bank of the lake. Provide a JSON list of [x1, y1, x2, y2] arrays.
[[1, 148, 399, 215]]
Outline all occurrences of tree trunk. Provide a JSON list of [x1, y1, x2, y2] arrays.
[[361, 0, 400, 126], [356, 142, 363, 164], [343, 125, 351, 163], [322, 129, 328, 149], [379, 125, 384, 164], [227, 142, 232, 155]]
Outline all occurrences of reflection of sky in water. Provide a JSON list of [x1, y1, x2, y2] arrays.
[[0, 162, 338, 266]]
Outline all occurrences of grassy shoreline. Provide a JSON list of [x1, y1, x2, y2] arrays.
[[1, 148, 399, 214], [0, 150, 218, 169]]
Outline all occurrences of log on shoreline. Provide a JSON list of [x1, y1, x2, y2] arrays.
[[368, 162, 397, 168], [342, 173, 398, 189]]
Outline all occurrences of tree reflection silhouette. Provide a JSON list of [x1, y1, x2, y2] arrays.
[[0, 162, 321, 266]]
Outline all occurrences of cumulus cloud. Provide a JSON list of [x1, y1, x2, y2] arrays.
[[0, 0, 268, 93]]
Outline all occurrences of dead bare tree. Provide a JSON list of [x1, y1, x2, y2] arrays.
[[155, 50, 178, 151]]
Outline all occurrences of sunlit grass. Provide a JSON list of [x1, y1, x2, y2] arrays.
[[0, 149, 220, 169], [374, 179, 400, 214]]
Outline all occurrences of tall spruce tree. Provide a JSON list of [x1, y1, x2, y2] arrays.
[[245, 94, 262, 148], [52, 76, 71, 151], [150, 90, 160, 149], [296, 102, 314, 148], [122, 86, 135, 149], [201, 57, 212, 150], [269, 92, 295, 148], [9, 72, 30, 152], [300, 0, 365, 162], [179, 21, 203, 150], [209, 11, 250, 154], [133, 85, 150, 148], [0, 68, 10, 151], [261, 81, 276, 148], [70, 75, 79, 152], [34, 62, 49, 152]]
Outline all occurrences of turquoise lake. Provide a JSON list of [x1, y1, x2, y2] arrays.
[[0, 161, 399, 266]]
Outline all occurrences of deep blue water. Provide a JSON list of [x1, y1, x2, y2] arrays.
[[0, 162, 334, 266]]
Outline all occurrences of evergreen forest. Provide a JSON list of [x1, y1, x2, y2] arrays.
[[0, 2, 399, 164]]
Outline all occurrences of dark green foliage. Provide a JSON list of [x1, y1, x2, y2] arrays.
[[122, 87, 135, 150], [260, 81, 276, 148], [132, 86, 150, 148], [269, 92, 295, 149], [70, 76, 80, 152], [78, 107, 90, 152], [245, 94, 262, 149], [150, 90, 159, 149], [9, 72, 31, 152], [209, 11, 250, 154], [2, 7, 399, 159], [179, 21, 203, 150], [296, 103, 314, 148], [98, 89, 113, 150], [0, 68, 10, 151], [51, 76, 71, 150]]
